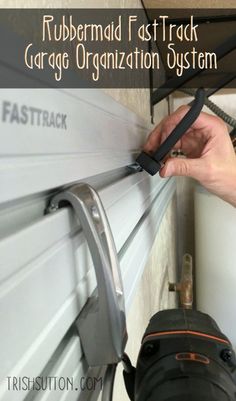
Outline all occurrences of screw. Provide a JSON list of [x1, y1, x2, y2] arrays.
[[90, 205, 100, 222], [142, 342, 155, 356], [47, 203, 58, 213], [221, 349, 232, 362]]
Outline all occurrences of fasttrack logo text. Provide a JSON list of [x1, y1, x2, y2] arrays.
[[2, 101, 67, 130]]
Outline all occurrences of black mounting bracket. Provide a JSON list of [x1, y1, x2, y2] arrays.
[[135, 88, 205, 176]]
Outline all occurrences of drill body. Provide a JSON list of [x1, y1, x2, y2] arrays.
[[125, 309, 236, 401]]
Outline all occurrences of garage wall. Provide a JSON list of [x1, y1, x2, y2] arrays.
[[0, 86, 176, 401], [0, 2, 178, 401]]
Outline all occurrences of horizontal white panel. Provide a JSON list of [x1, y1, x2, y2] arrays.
[[0, 84, 171, 401], [122, 179, 175, 309], [0, 172, 164, 283], [0, 89, 146, 155], [0, 88, 148, 204], [25, 333, 84, 401], [0, 153, 132, 205], [0, 174, 172, 401], [17, 179, 176, 401], [26, 331, 104, 401]]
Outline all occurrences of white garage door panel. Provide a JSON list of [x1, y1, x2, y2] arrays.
[[0, 89, 147, 204], [122, 179, 175, 308], [25, 334, 85, 401], [0, 172, 164, 283], [27, 333, 101, 401], [5, 180, 175, 401], [0, 86, 175, 401], [0, 153, 131, 205], [0, 174, 174, 400], [0, 89, 145, 154]]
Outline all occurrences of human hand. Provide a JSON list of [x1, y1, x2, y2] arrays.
[[144, 106, 236, 207]]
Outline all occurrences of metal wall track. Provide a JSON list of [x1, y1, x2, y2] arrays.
[[0, 88, 175, 401]]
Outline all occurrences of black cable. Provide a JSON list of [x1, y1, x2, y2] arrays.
[[230, 127, 236, 138], [182, 88, 236, 129], [101, 354, 135, 401], [122, 353, 134, 373], [101, 364, 117, 401], [122, 353, 136, 401]]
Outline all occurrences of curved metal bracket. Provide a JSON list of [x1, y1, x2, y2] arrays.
[[48, 183, 127, 367]]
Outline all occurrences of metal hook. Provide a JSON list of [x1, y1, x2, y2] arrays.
[[48, 183, 127, 367]]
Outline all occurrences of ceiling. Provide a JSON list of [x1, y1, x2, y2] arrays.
[[141, 1, 236, 96]]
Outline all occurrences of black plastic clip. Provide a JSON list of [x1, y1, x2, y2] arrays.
[[136, 88, 205, 176]]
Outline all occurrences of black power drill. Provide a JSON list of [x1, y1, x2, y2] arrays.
[[123, 308, 236, 401]]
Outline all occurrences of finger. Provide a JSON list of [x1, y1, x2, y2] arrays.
[[162, 105, 225, 140], [144, 105, 205, 154], [143, 122, 163, 152], [180, 131, 207, 157], [144, 105, 226, 155], [160, 157, 206, 181]]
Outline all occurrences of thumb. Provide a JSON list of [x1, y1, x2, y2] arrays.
[[160, 158, 204, 179]]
